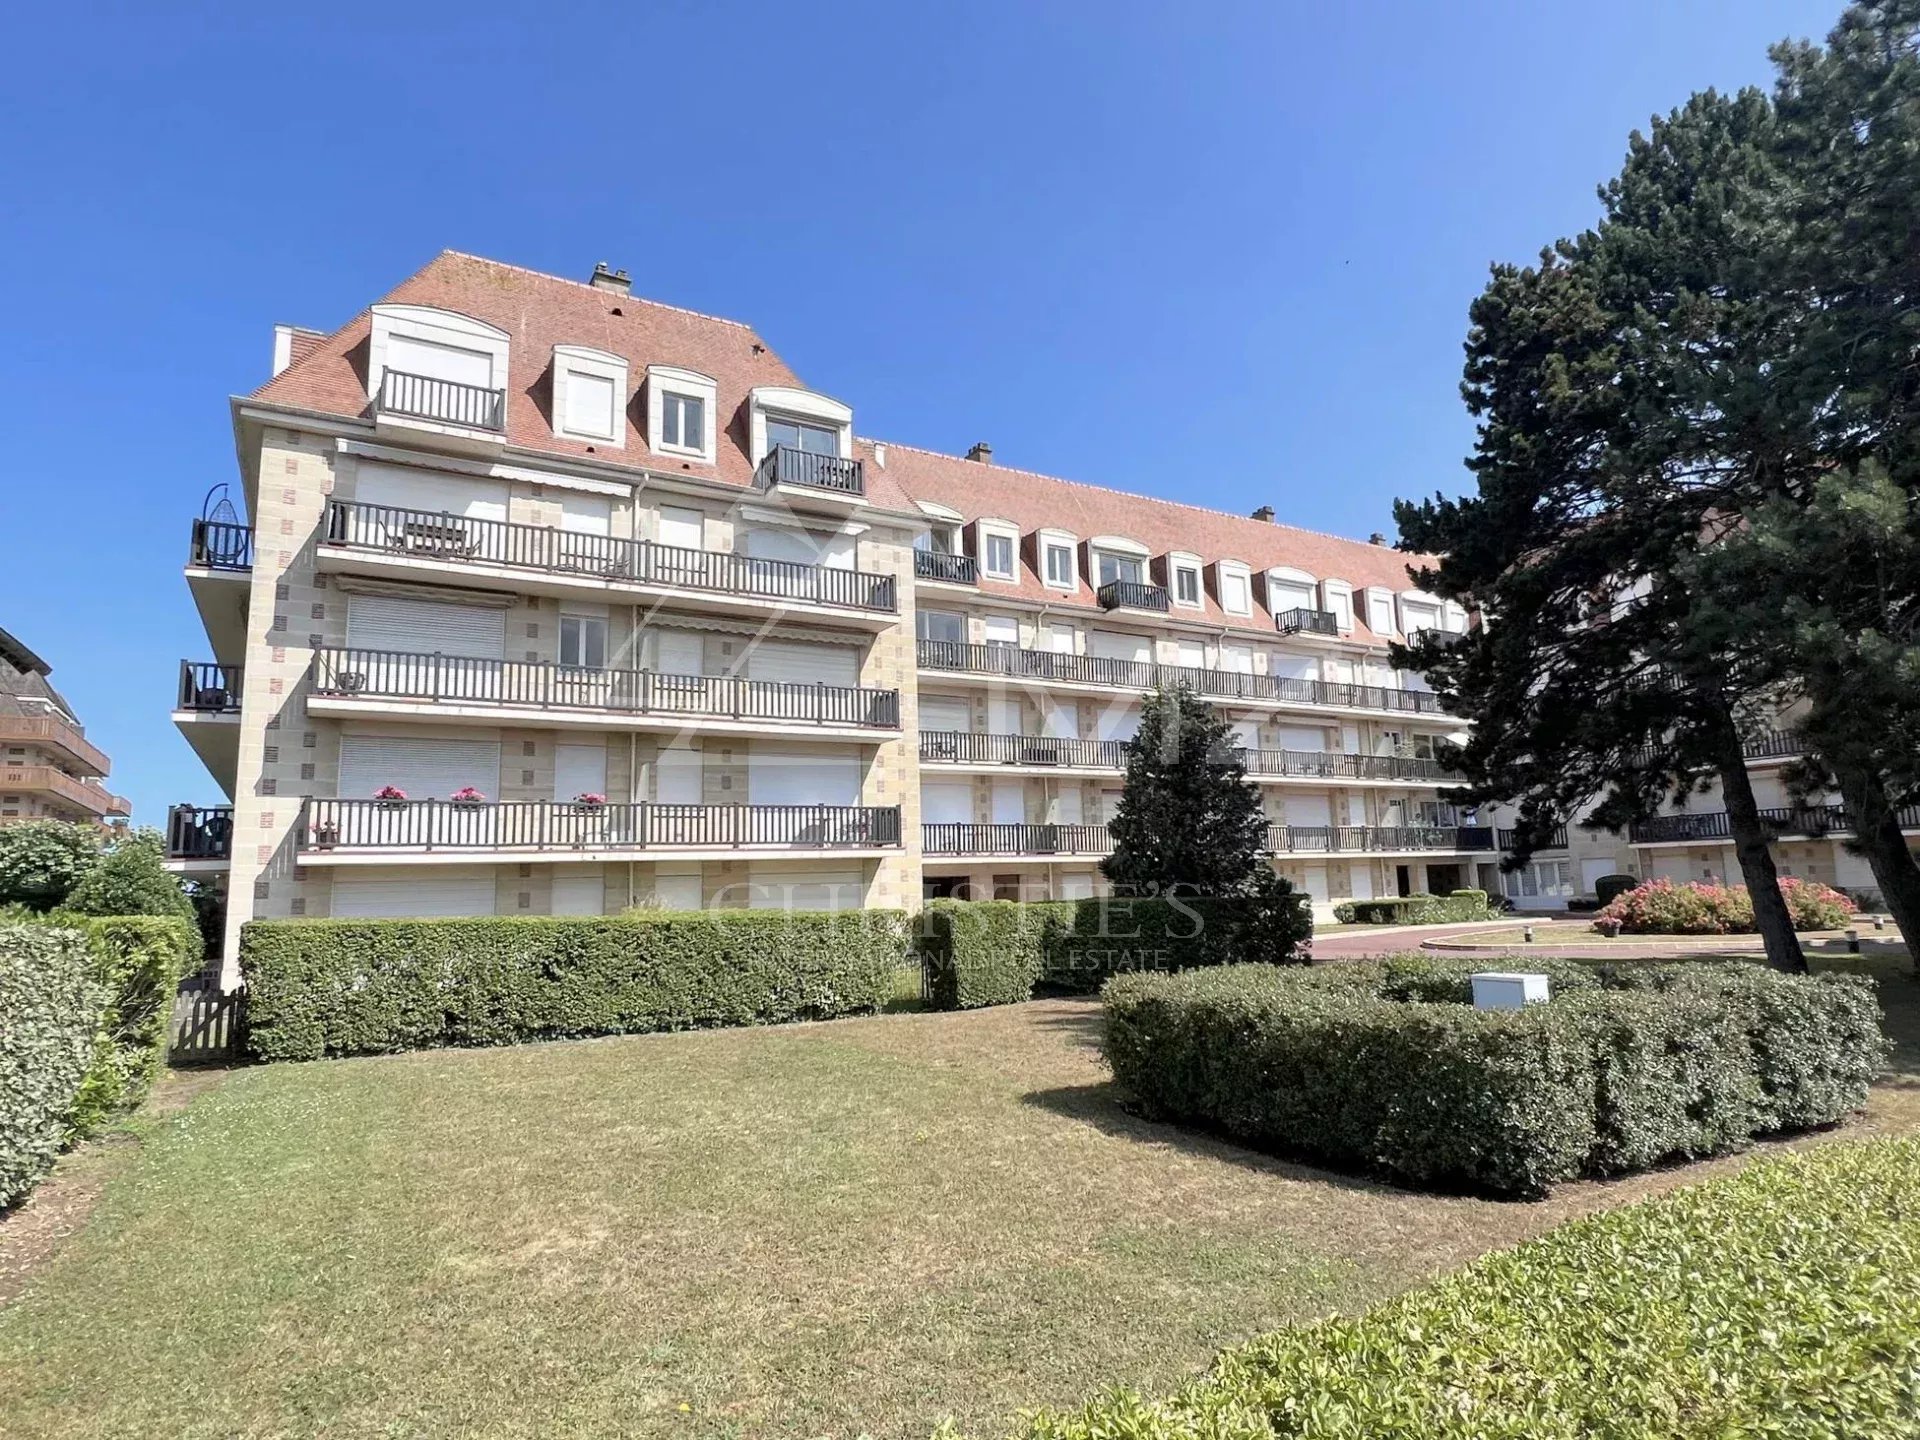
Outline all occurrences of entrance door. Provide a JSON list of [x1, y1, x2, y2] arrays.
[[1395, 864, 1412, 897]]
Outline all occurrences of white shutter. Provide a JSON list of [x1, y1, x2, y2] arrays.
[[551, 872, 604, 916], [562, 372, 616, 438], [1230, 720, 1261, 749], [338, 735, 501, 800], [1090, 630, 1150, 663], [1097, 706, 1140, 742], [554, 743, 607, 801], [1367, 593, 1396, 635], [332, 866, 496, 918], [1054, 787, 1084, 824], [386, 336, 493, 386], [1043, 700, 1077, 738], [988, 697, 1022, 735], [1286, 794, 1334, 827], [1348, 865, 1375, 901], [656, 746, 703, 804], [657, 505, 704, 550], [920, 696, 972, 733], [1173, 639, 1205, 669], [347, 594, 506, 659], [1581, 858, 1617, 893], [1058, 871, 1096, 900], [1271, 653, 1316, 681], [1275, 726, 1327, 752], [991, 780, 1026, 824], [1043, 624, 1077, 654], [748, 640, 858, 687], [1299, 863, 1331, 903], [748, 747, 861, 806], [559, 492, 612, 535], [653, 630, 704, 677], [1221, 644, 1254, 674], [922, 781, 973, 824], [652, 871, 704, 910], [747, 868, 864, 911], [983, 615, 1019, 648], [354, 463, 506, 521], [746, 528, 816, 564], [819, 532, 856, 570], [1270, 578, 1315, 613]]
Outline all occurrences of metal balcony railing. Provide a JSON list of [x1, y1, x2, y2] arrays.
[[916, 639, 1447, 715], [324, 500, 897, 613], [0, 717, 110, 776], [1275, 607, 1339, 637], [1267, 824, 1496, 854], [189, 519, 253, 571], [178, 661, 243, 712], [1096, 580, 1171, 613], [1239, 749, 1463, 782], [1743, 730, 1803, 760], [303, 799, 902, 854], [913, 550, 979, 585], [374, 369, 506, 431], [1410, 626, 1468, 649], [922, 822, 1114, 857], [1629, 803, 1920, 844], [311, 648, 900, 729], [1497, 825, 1569, 850], [754, 444, 865, 496], [166, 804, 233, 860], [918, 731, 1130, 769]]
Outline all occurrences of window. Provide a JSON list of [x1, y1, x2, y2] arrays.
[[984, 532, 1016, 579], [1044, 542, 1073, 587], [1323, 584, 1354, 631], [984, 615, 1019, 650], [563, 372, 616, 437], [1366, 590, 1395, 635], [1174, 565, 1201, 607], [917, 523, 961, 556], [559, 614, 608, 669], [660, 392, 704, 451], [767, 416, 840, 455], [917, 609, 965, 644], [552, 344, 628, 444], [1095, 551, 1143, 586], [1220, 567, 1251, 615]]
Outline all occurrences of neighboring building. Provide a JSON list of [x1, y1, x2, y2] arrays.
[[0, 627, 132, 829], [167, 252, 1484, 979]]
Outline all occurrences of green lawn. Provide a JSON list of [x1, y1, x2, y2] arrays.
[[3, 958, 1917, 1440]]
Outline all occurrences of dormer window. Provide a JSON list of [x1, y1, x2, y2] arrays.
[[976, 519, 1020, 581], [1167, 552, 1203, 609], [1096, 551, 1143, 586], [1399, 590, 1444, 637], [553, 345, 628, 445], [1217, 561, 1253, 616], [1365, 587, 1396, 636], [1266, 567, 1317, 617], [749, 387, 859, 497], [1320, 580, 1355, 632], [1039, 528, 1078, 590], [369, 305, 509, 434], [768, 416, 838, 454], [647, 366, 718, 463]]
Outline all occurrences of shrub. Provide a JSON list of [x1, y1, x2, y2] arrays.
[[62, 828, 195, 922], [0, 821, 101, 913], [66, 916, 201, 1136], [0, 924, 105, 1209], [241, 910, 910, 1061], [1336, 889, 1498, 925], [1007, 1138, 1920, 1440], [1593, 872, 1638, 907], [1101, 956, 1884, 1196], [1596, 877, 1858, 934], [920, 900, 1075, 1009]]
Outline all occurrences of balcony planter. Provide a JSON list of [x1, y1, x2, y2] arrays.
[[312, 822, 340, 849], [448, 787, 487, 808], [1594, 916, 1623, 938], [372, 785, 408, 811]]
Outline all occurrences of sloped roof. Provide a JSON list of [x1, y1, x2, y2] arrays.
[[0, 629, 78, 725]]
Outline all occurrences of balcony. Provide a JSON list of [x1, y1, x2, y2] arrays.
[[310, 648, 900, 736], [374, 370, 506, 432], [300, 799, 902, 858], [1410, 626, 1468, 649], [913, 550, 979, 585], [177, 661, 243, 712], [1744, 730, 1803, 761], [1629, 803, 1920, 845], [917, 639, 1448, 716], [1240, 749, 1463, 783], [1, 764, 132, 820], [922, 822, 1114, 858], [919, 731, 1129, 770], [166, 804, 233, 862], [188, 519, 253, 572], [0, 716, 109, 776], [1268, 824, 1497, 855], [323, 500, 897, 617], [1096, 580, 1171, 613], [754, 445, 864, 497], [1497, 825, 1569, 850], [1275, 607, 1339, 637]]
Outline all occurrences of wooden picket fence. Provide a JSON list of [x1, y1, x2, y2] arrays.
[[169, 970, 246, 1064]]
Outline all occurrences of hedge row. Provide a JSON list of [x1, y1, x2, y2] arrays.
[[1103, 956, 1885, 1196], [1332, 888, 1498, 925], [0, 925, 102, 1209], [919, 894, 1311, 1010], [1007, 1137, 1920, 1439], [240, 910, 911, 1061], [67, 916, 201, 1136]]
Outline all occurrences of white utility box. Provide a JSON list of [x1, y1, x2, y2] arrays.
[[1470, 972, 1551, 1011]]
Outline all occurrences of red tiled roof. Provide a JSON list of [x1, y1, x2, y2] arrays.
[[866, 440, 1435, 643], [249, 251, 917, 510]]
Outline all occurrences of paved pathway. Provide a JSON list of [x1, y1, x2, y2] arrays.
[[1308, 921, 1517, 959]]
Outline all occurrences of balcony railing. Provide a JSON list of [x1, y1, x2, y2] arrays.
[[916, 639, 1446, 715], [324, 500, 897, 614], [1, 765, 131, 818], [922, 822, 1114, 857], [166, 804, 233, 860], [189, 518, 253, 571], [375, 369, 506, 432], [1239, 749, 1462, 782], [303, 799, 900, 854], [0, 717, 110, 776], [312, 648, 900, 729], [754, 445, 865, 496], [178, 661, 243, 712], [1275, 607, 1339, 637], [1410, 626, 1468, 649], [919, 731, 1130, 769], [1096, 580, 1171, 613], [1629, 803, 1920, 845], [1268, 824, 1496, 854], [1498, 825, 1569, 850], [1744, 730, 1803, 760], [913, 550, 979, 585]]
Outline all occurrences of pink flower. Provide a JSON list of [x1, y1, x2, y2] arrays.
[[373, 784, 407, 801], [449, 786, 486, 803]]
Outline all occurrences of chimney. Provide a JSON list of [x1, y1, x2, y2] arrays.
[[590, 262, 631, 295], [1251, 505, 1275, 523], [965, 441, 993, 464], [1369, 532, 1387, 546]]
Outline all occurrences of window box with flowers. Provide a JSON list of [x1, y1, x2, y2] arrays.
[[449, 786, 487, 808], [373, 785, 408, 811]]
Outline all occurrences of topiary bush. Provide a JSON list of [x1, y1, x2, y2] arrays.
[[1593, 873, 1638, 908], [1004, 1137, 1920, 1439], [1595, 877, 1857, 934], [66, 916, 201, 1136], [0, 924, 106, 1209], [241, 910, 910, 1061], [1102, 955, 1884, 1197], [919, 900, 1076, 1009]]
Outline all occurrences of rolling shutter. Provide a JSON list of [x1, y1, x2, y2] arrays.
[[745, 528, 817, 565], [922, 781, 973, 825], [354, 463, 507, 521], [1058, 871, 1096, 900], [386, 336, 494, 386], [1286, 794, 1333, 827], [1229, 720, 1261, 749], [920, 696, 971, 733], [559, 492, 612, 535], [338, 735, 501, 800], [1275, 726, 1327, 752], [747, 747, 861, 806], [653, 630, 704, 676], [346, 594, 505, 659], [554, 743, 607, 802], [1089, 630, 1150, 663], [656, 506, 704, 550], [1097, 705, 1141, 742], [551, 871, 605, 916], [1271, 653, 1316, 681], [991, 780, 1025, 824], [332, 866, 496, 919], [746, 868, 865, 911], [748, 640, 858, 687]]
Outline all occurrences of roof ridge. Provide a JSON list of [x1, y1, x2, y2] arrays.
[[860, 436, 1425, 562], [440, 250, 757, 332]]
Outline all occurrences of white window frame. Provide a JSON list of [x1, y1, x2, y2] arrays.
[[1364, 587, 1396, 637], [747, 386, 853, 464], [1217, 560, 1253, 617], [1038, 528, 1078, 590], [1398, 588, 1445, 638], [1168, 551, 1204, 610], [367, 305, 509, 410], [648, 365, 719, 463], [1320, 579, 1355, 632], [1266, 566, 1318, 618], [559, 612, 609, 669], [977, 519, 1020, 581], [552, 345, 628, 445]]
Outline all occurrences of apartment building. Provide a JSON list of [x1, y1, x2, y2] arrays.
[[1, 627, 132, 830], [167, 252, 1485, 979]]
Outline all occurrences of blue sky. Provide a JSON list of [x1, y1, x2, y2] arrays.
[[0, 0, 1837, 824]]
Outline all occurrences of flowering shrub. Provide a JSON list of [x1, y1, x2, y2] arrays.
[[1596, 877, 1857, 934], [572, 792, 607, 807], [449, 786, 486, 803], [372, 785, 407, 801]]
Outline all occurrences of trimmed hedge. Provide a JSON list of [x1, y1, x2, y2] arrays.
[[241, 910, 910, 1061], [68, 916, 201, 1136], [1102, 956, 1885, 1196], [920, 894, 1311, 1011], [0, 924, 104, 1209], [1331, 888, 1497, 925], [1005, 1137, 1920, 1439]]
